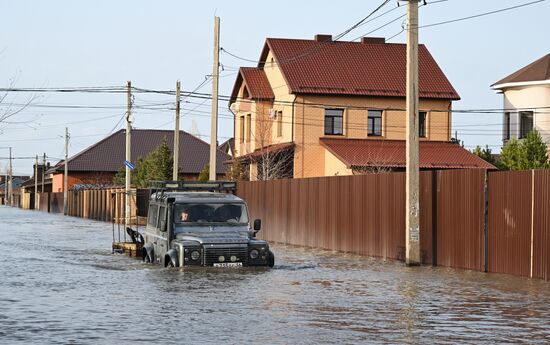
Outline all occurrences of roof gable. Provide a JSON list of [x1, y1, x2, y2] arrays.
[[229, 67, 274, 105], [256, 37, 459, 100]]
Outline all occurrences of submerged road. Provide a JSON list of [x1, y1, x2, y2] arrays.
[[1, 206, 550, 344]]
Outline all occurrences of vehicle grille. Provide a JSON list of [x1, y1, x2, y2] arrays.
[[204, 246, 248, 266]]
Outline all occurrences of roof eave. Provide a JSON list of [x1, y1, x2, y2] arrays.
[[491, 79, 550, 91]]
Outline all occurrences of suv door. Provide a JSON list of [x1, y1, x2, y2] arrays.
[[156, 205, 169, 260], [145, 204, 162, 262]]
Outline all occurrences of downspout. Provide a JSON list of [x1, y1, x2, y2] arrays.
[[228, 102, 236, 154], [291, 95, 297, 144], [447, 102, 452, 141], [291, 94, 297, 178], [302, 97, 305, 178]]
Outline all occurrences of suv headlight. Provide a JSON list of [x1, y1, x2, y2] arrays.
[[191, 250, 201, 261], [249, 249, 259, 259]]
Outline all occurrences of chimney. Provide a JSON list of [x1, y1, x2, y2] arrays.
[[361, 37, 385, 44], [314, 34, 332, 42]]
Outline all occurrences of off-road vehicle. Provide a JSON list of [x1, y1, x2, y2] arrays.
[[142, 181, 274, 268]]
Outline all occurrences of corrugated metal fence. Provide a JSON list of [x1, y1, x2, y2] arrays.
[[237, 169, 550, 280], [23, 169, 550, 280]]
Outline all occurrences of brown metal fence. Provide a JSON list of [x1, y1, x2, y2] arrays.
[[21, 169, 550, 280], [533, 170, 550, 280], [434, 169, 486, 271], [487, 171, 532, 277], [487, 170, 550, 279], [237, 170, 484, 264], [237, 169, 550, 280]]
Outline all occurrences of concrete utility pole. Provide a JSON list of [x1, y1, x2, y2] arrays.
[[125, 81, 132, 227], [42, 153, 46, 194], [63, 127, 69, 215], [173, 80, 181, 181], [209, 16, 220, 181], [8, 147, 13, 206], [34, 155, 38, 210], [405, 0, 420, 266]]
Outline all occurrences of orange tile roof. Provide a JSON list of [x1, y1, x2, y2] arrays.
[[240, 67, 275, 99], [320, 138, 496, 169], [259, 37, 460, 100], [229, 68, 274, 104]]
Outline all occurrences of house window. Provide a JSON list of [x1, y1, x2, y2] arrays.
[[277, 111, 283, 137], [368, 110, 382, 136], [324, 109, 344, 135], [246, 114, 252, 142], [239, 116, 245, 143], [419, 111, 427, 138], [504, 112, 511, 140], [519, 111, 533, 138], [243, 87, 249, 99]]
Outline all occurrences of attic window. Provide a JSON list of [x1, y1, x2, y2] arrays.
[[243, 87, 249, 99], [270, 57, 274, 67]]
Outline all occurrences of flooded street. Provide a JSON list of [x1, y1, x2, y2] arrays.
[[1, 206, 550, 344]]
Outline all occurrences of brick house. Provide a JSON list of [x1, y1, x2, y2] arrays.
[[229, 34, 494, 180], [47, 129, 231, 192]]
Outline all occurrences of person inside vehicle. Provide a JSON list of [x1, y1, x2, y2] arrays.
[[180, 210, 190, 222]]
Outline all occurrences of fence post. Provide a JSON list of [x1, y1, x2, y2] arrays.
[[484, 170, 489, 273], [530, 169, 535, 278]]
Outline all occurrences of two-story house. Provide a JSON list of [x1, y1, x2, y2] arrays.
[[229, 34, 495, 180], [491, 53, 550, 148]]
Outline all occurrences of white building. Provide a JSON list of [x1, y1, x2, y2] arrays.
[[491, 53, 550, 148]]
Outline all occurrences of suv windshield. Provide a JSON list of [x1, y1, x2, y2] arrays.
[[174, 203, 249, 225]]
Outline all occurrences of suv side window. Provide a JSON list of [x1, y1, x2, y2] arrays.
[[148, 204, 159, 228], [158, 205, 167, 231]]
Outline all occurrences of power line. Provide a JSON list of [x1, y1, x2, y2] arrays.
[[419, 0, 545, 29], [334, 0, 392, 41]]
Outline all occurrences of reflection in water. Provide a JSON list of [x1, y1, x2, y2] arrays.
[[1, 206, 550, 344]]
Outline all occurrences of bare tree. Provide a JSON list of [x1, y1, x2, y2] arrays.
[[244, 104, 293, 181], [351, 164, 393, 175], [349, 143, 396, 175], [0, 73, 37, 124]]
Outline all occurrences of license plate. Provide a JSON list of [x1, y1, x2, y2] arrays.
[[213, 262, 243, 268]]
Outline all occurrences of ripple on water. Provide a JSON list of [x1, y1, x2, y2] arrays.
[[2, 206, 550, 344]]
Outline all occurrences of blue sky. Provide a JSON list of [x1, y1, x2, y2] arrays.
[[0, 0, 548, 174]]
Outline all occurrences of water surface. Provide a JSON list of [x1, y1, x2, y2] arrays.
[[1, 206, 549, 344]]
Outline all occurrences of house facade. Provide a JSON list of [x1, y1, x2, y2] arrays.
[[491, 53, 550, 147], [47, 129, 231, 192], [229, 35, 494, 180]]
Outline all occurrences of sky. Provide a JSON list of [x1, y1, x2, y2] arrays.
[[0, 0, 548, 175]]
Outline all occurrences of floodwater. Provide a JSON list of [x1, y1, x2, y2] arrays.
[[1, 207, 550, 344]]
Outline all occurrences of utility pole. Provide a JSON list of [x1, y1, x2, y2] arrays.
[[173, 80, 181, 181], [125, 81, 132, 227], [34, 155, 38, 210], [405, 0, 420, 266], [42, 153, 46, 194], [209, 16, 220, 181], [8, 147, 13, 206], [64, 127, 69, 215]]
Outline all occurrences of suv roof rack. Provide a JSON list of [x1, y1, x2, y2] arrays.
[[150, 181, 237, 193]]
